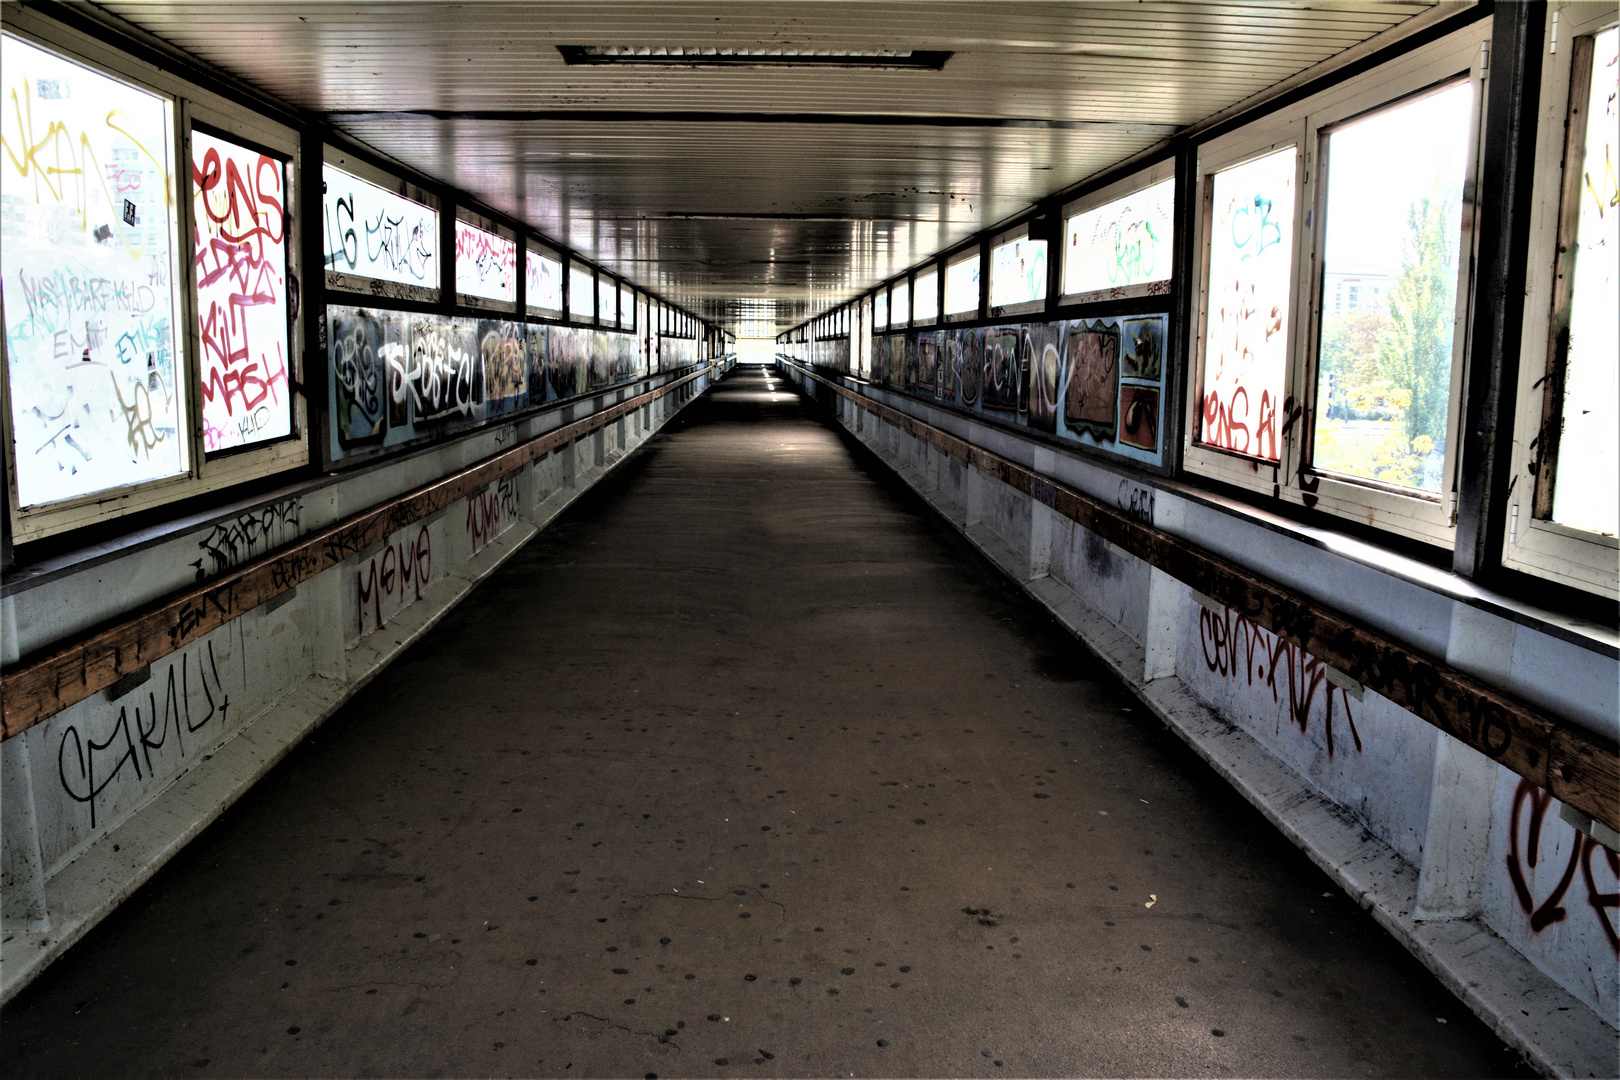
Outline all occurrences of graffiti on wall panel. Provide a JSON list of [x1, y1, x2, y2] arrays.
[[981, 327, 1022, 414], [479, 318, 526, 410], [1063, 321, 1120, 439], [56, 638, 232, 830], [330, 307, 400, 445], [454, 220, 516, 304], [406, 316, 480, 423], [191, 497, 301, 580], [1025, 323, 1061, 434], [466, 475, 518, 557], [356, 523, 432, 637], [1506, 779, 1619, 953], [1198, 603, 1362, 758]]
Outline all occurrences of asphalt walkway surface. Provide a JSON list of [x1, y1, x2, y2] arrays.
[[1, 367, 1531, 1077]]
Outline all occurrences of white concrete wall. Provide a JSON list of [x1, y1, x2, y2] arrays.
[[783, 361, 1618, 1079], [0, 366, 720, 1003]]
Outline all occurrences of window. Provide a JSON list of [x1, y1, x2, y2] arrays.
[[1062, 172, 1175, 302], [891, 279, 910, 327], [914, 269, 939, 324], [1504, 6, 1619, 597], [454, 217, 516, 307], [1185, 22, 1487, 547], [3, 32, 188, 509], [620, 286, 635, 330], [1312, 80, 1473, 495], [3, 26, 308, 543], [945, 249, 981, 317], [597, 276, 617, 325], [874, 289, 889, 330], [323, 161, 438, 302], [191, 128, 293, 454], [989, 226, 1047, 312], [526, 245, 563, 315], [569, 260, 595, 322]]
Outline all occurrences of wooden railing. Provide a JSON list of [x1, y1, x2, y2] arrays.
[[1, 365, 717, 738], [782, 359, 1619, 833]]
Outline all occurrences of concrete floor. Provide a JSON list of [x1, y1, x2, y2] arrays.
[[2, 368, 1534, 1078]]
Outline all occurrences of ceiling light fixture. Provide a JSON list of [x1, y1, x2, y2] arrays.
[[558, 46, 951, 69]]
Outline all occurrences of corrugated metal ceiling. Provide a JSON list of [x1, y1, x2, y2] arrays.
[[95, 1, 1453, 334]]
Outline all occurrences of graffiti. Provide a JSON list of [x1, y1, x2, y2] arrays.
[[1063, 321, 1119, 438], [356, 524, 432, 636], [329, 307, 397, 444], [1118, 386, 1161, 453], [322, 165, 436, 285], [465, 477, 516, 556], [982, 327, 1021, 414], [403, 317, 480, 422], [3, 35, 187, 506], [190, 497, 301, 580], [1065, 178, 1175, 298], [1199, 603, 1361, 757], [192, 130, 290, 453], [454, 220, 516, 302], [479, 319, 526, 404], [526, 249, 562, 310], [1026, 324, 1060, 433], [1505, 779, 1619, 952], [57, 640, 230, 829], [1116, 480, 1154, 526], [1200, 148, 1295, 460]]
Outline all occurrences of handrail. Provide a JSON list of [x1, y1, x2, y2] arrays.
[[782, 359, 1619, 833], [1, 365, 718, 738]]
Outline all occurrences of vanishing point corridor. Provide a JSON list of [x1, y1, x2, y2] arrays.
[[1, 370, 1530, 1077]]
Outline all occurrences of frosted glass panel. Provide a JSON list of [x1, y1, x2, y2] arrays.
[[990, 235, 1047, 308], [454, 220, 515, 303], [192, 128, 292, 453], [1065, 178, 1175, 298], [1199, 147, 1297, 460], [2, 34, 188, 507], [323, 165, 436, 288], [945, 253, 980, 314], [527, 249, 562, 312], [914, 270, 939, 323]]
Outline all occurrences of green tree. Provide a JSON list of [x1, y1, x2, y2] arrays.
[[1377, 195, 1459, 446], [1319, 308, 1389, 419]]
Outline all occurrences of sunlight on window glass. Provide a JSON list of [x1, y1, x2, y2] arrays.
[[1065, 177, 1175, 298], [875, 290, 889, 329], [527, 250, 562, 312], [914, 269, 939, 323], [1551, 26, 1619, 535], [990, 234, 1047, 308], [569, 263, 594, 319], [2, 34, 188, 507], [945, 253, 980, 314], [597, 278, 616, 324], [1200, 147, 1296, 460], [1312, 82, 1473, 493], [892, 279, 910, 326]]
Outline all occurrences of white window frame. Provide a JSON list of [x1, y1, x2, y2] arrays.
[[453, 209, 516, 312], [1501, 2, 1620, 598], [1, 14, 310, 545], [1183, 22, 1490, 548], [988, 222, 1048, 317], [1060, 159, 1176, 305]]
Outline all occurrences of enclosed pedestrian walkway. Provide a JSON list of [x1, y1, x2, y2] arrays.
[[1, 369, 1530, 1077]]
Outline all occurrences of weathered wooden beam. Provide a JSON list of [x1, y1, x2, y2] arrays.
[[788, 362, 1619, 833], [1, 367, 714, 739]]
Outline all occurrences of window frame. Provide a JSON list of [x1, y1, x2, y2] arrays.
[[987, 221, 1048, 317], [525, 241, 564, 317], [891, 277, 911, 329], [1501, 2, 1620, 598], [944, 246, 982, 320], [321, 146, 441, 305], [453, 209, 517, 313], [1060, 159, 1177, 305], [913, 265, 941, 326], [567, 259, 596, 325], [1182, 22, 1490, 549], [1, 18, 310, 545]]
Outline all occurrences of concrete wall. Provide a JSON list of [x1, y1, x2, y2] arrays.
[[0, 365, 722, 1003], [783, 361, 1618, 1080]]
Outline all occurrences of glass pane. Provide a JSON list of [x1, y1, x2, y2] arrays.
[[597, 279, 615, 324], [1200, 147, 1297, 460], [875, 290, 889, 329], [990, 234, 1047, 308], [569, 262, 594, 319], [914, 270, 939, 323], [945, 253, 980, 314], [322, 165, 437, 288], [2, 34, 188, 507], [1312, 82, 1473, 491], [526, 249, 562, 312], [454, 220, 515, 303], [192, 129, 292, 453], [620, 286, 634, 328], [1065, 177, 1175, 297], [892, 280, 910, 325], [1551, 27, 1619, 535]]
